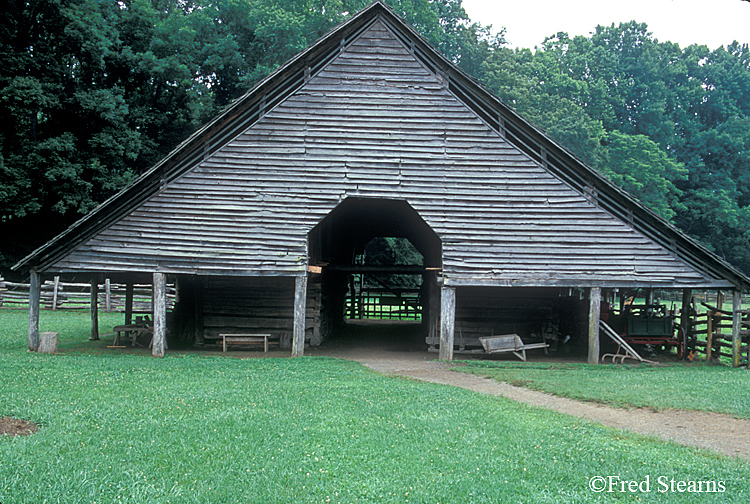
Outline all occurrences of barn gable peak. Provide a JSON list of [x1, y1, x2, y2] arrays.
[[13, 1, 750, 290]]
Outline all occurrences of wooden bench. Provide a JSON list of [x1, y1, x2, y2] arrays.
[[220, 333, 273, 353], [478, 334, 548, 362]]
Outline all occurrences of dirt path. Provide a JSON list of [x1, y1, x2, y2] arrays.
[[311, 346, 750, 460]]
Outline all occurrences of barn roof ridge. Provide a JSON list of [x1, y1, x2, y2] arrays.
[[13, 0, 750, 289]]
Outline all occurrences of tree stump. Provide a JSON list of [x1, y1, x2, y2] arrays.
[[38, 332, 58, 354]]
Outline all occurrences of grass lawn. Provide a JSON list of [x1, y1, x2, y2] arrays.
[[455, 360, 750, 420], [1, 309, 749, 503]]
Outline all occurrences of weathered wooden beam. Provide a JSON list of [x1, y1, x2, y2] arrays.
[[427, 271, 440, 347], [439, 285, 456, 361], [52, 276, 60, 311], [89, 277, 99, 341], [680, 288, 692, 344], [292, 275, 308, 357], [324, 265, 427, 274], [152, 272, 167, 357], [28, 270, 40, 351], [588, 287, 601, 364], [105, 278, 112, 313], [732, 290, 742, 368]]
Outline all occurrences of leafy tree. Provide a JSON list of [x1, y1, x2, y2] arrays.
[[601, 131, 686, 221]]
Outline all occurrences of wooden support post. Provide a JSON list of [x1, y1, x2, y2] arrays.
[[105, 278, 111, 313], [680, 289, 692, 342], [28, 270, 40, 351], [125, 282, 134, 326], [588, 287, 601, 364], [152, 272, 166, 357], [52, 276, 60, 310], [732, 290, 742, 367], [292, 275, 308, 357], [89, 277, 99, 341], [439, 285, 456, 361], [706, 311, 714, 361], [428, 272, 440, 347]]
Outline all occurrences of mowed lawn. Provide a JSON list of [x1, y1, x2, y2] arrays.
[[456, 360, 750, 420], [1, 310, 749, 503]]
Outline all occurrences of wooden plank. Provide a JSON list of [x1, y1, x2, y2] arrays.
[[292, 275, 307, 357], [28, 270, 40, 351], [588, 287, 601, 364], [152, 272, 167, 357], [439, 285, 456, 360]]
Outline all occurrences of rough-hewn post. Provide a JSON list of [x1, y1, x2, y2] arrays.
[[428, 272, 440, 348], [706, 311, 714, 361], [588, 287, 601, 364], [292, 275, 308, 357], [28, 270, 41, 351], [439, 285, 456, 361], [89, 277, 100, 341], [152, 272, 167, 357], [680, 288, 693, 358], [105, 278, 112, 313], [732, 290, 742, 368]]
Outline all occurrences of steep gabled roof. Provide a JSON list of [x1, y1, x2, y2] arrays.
[[13, 0, 750, 289]]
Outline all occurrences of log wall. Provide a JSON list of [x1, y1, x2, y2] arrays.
[[200, 276, 321, 346]]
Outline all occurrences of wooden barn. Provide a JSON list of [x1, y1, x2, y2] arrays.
[[14, 1, 750, 364]]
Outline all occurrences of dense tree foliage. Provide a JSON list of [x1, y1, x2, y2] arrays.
[[1, 0, 749, 276]]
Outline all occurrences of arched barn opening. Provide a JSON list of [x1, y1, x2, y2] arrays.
[[308, 197, 442, 347]]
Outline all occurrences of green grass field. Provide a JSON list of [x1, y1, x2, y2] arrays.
[[2, 309, 750, 503], [455, 361, 750, 419]]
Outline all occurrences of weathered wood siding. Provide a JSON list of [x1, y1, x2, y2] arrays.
[[200, 276, 321, 345], [49, 19, 719, 288]]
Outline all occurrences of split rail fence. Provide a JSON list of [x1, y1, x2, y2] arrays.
[[0, 276, 175, 313], [689, 299, 750, 367]]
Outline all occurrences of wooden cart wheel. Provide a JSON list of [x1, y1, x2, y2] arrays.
[[676, 327, 687, 360]]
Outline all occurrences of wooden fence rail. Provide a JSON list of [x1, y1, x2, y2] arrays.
[[0, 276, 175, 312], [690, 309, 750, 365]]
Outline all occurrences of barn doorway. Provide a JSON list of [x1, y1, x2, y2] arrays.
[[308, 197, 442, 347]]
